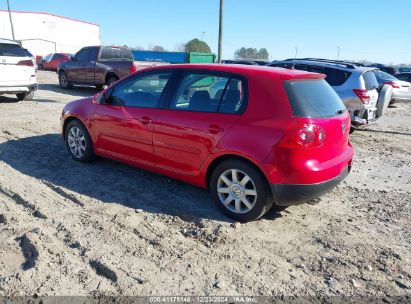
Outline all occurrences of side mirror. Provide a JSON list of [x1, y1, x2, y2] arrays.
[[70, 56, 76, 62], [95, 93, 107, 104]]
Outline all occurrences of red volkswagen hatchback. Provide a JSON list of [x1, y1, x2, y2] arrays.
[[61, 64, 354, 221]]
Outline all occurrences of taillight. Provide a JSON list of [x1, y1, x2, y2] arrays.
[[353, 89, 371, 105], [384, 81, 400, 89], [280, 120, 326, 149], [17, 60, 34, 67], [130, 62, 138, 73]]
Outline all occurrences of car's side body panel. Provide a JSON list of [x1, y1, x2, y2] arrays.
[[61, 64, 354, 207]]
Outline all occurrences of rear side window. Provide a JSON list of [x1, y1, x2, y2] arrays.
[[100, 46, 133, 60], [0, 44, 28, 57], [283, 79, 347, 118], [170, 73, 245, 114], [362, 71, 379, 90]]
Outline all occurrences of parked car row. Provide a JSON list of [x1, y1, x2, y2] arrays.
[[264, 58, 411, 128]]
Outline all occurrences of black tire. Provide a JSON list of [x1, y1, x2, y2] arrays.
[[59, 71, 73, 89], [210, 159, 274, 222], [16, 91, 34, 101], [64, 120, 94, 163]]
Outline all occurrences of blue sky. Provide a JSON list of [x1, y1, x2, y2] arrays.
[[2, 0, 410, 64]]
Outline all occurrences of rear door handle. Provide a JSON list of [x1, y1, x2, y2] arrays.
[[140, 116, 153, 125], [208, 124, 224, 134]]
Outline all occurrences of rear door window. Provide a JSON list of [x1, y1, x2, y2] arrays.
[[170, 73, 246, 114], [283, 79, 347, 118], [362, 71, 379, 90], [0, 44, 27, 57]]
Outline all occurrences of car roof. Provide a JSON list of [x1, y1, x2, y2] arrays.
[[146, 63, 325, 81], [0, 38, 20, 45]]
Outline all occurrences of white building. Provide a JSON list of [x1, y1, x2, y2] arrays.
[[0, 10, 100, 57]]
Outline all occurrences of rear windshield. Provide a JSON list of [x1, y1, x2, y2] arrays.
[[283, 79, 347, 118], [374, 70, 396, 81], [0, 44, 28, 57], [362, 71, 379, 90], [100, 46, 133, 60]]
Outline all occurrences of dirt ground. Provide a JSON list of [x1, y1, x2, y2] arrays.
[[0, 71, 410, 298]]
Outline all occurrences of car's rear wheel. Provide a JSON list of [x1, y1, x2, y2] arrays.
[[16, 91, 34, 101], [65, 120, 94, 162], [59, 71, 73, 89], [210, 159, 273, 222]]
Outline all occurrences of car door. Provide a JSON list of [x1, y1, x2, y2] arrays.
[[67, 48, 90, 83], [84, 47, 98, 84], [153, 71, 245, 176], [93, 70, 173, 167]]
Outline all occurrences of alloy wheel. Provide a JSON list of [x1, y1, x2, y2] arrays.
[[67, 127, 86, 158], [217, 169, 257, 214]]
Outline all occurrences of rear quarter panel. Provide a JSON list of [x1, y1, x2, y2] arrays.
[[199, 73, 292, 185]]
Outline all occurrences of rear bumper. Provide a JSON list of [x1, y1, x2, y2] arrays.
[[0, 83, 37, 93], [271, 166, 350, 206]]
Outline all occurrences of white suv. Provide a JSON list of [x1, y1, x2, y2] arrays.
[[0, 38, 37, 101]]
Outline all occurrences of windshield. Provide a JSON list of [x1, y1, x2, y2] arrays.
[[283, 79, 347, 118]]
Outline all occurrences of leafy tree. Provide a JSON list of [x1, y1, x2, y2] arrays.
[[234, 47, 269, 60], [184, 38, 211, 53], [151, 45, 166, 52]]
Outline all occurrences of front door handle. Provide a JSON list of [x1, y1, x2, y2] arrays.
[[208, 124, 224, 134], [140, 116, 153, 125]]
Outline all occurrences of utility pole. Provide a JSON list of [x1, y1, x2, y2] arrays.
[[337, 46, 341, 60], [294, 47, 298, 58], [7, 0, 16, 40], [217, 0, 224, 63]]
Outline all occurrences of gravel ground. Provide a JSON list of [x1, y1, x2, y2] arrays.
[[0, 71, 410, 298]]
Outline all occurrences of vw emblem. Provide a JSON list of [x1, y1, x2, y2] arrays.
[[2, 59, 5, 63], [342, 122, 346, 135]]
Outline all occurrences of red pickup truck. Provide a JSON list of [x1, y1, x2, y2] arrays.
[[57, 46, 164, 90]]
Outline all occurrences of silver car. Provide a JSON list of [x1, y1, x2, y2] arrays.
[[268, 59, 389, 126], [373, 70, 411, 102]]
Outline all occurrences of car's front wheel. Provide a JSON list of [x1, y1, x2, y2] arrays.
[[16, 91, 34, 101], [210, 159, 273, 222], [64, 120, 94, 162]]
